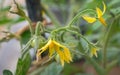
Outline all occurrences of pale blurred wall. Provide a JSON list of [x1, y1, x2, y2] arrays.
[[0, 39, 20, 74], [0, 0, 30, 74], [0, 0, 29, 71], [0, 20, 28, 75], [1, 0, 25, 7]]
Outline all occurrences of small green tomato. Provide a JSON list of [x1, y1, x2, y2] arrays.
[[31, 38, 46, 49]]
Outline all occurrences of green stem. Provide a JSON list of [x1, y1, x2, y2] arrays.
[[66, 28, 108, 74], [24, 16, 34, 36], [12, 0, 34, 36], [103, 20, 113, 68], [76, 38, 106, 75], [35, 22, 43, 36], [103, 15, 120, 68], [106, 59, 118, 73], [85, 55, 106, 75], [34, 22, 44, 50], [52, 26, 95, 47], [67, 9, 95, 27], [66, 29, 94, 46], [51, 27, 67, 35], [21, 37, 34, 58]]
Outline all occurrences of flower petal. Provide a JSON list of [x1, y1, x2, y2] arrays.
[[49, 41, 55, 57], [63, 47, 72, 62], [102, 2, 106, 14], [96, 7, 103, 18], [53, 40, 72, 66], [40, 39, 52, 51], [36, 39, 52, 61], [82, 15, 96, 23], [90, 47, 99, 57], [55, 46, 65, 66], [98, 17, 107, 26]]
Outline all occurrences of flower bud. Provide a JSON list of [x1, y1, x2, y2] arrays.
[[9, 3, 26, 17], [9, 4, 18, 14]]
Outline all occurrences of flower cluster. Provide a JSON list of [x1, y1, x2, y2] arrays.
[[36, 39, 72, 66], [82, 2, 107, 26]]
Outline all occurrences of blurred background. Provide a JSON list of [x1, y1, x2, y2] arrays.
[[0, 0, 120, 75]]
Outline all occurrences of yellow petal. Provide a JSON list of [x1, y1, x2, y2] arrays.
[[63, 47, 72, 62], [49, 41, 55, 57], [52, 40, 72, 66], [37, 39, 52, 59], [98, 17, 107, 26], [40, 39, 52, 51], [60, 52, 65, 66], [53, 40, 72, 62], [61, 58, 64, 66], [55, 46, 65, 66], [93, 49, 98, 57], [82, 16, 96, 23], [63, 52, 69, 63], [102, 1, 106, 14], [52, 40, 62, 47], [96, 7, 103, 18], [90, 47, 99, 57]]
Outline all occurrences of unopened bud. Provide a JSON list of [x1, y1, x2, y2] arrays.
[[9, 4, 18, 14], [9, 3, 26, 17]]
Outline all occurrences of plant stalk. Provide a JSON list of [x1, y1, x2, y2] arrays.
[[103, 20, 113, 68]]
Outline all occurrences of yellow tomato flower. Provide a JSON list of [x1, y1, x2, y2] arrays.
[[36, 39, 72, 66], [90, 47, 99, 57], [82, 2, 107, 26]]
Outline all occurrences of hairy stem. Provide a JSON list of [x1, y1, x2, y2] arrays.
[[67, 9, 95, 27]]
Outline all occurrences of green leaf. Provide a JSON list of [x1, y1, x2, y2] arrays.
[[40, 62, 63, 75], [15, 53, 31, 75], [0, 19, 11, 25], [21, 30, 31, 44], [3, 70, 13, 75]]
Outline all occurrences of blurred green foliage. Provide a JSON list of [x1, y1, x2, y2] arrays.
[[3, 70, 13, 75], [0, 0, 120, 75], [15, 53, 31, 75]]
